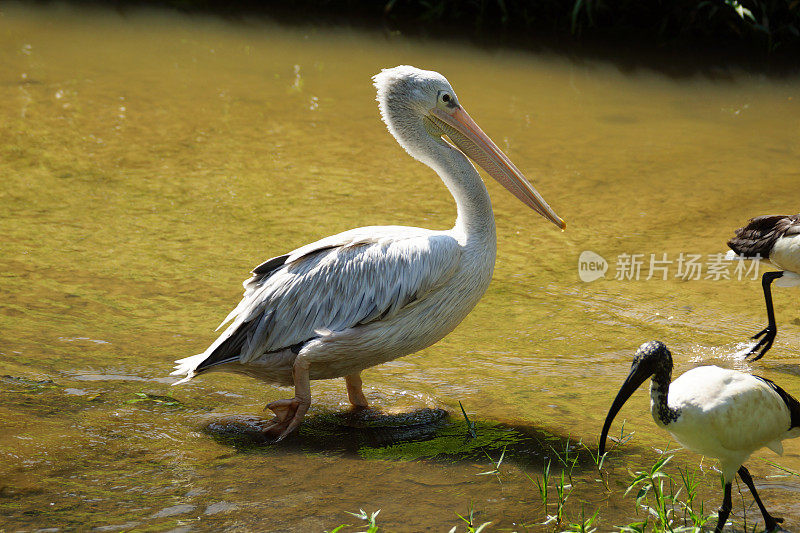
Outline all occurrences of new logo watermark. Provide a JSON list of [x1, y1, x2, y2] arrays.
[[578, 250, 608, 282], [578, 251, 762, 282]]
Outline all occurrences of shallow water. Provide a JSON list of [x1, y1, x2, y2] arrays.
[[1, 3, 800, 531]]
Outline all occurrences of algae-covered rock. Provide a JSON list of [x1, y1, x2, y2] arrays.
[[203, 407, 577, 468]]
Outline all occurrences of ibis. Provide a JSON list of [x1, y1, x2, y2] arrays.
[[600, 341, 800, 532], [727, 213, 800, 360], [170, 66, 565, 440]]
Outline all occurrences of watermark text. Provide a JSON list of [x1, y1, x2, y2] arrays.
[[578, 251, 761, 282]]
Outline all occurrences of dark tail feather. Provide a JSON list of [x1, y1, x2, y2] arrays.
[[755, 375, 800, 429], [195, 318, 256, 372]]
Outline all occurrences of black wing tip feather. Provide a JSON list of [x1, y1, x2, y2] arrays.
[[195, 331, 310, 373], [754, 375, 800, 429], [193, 256, 292, 374], [251, 245, 341, 279], [727, 214, 800, 259], [197, 247, 336, 373], [195, 355, 239, 372], [252, 254, 290, 276], [195, 318, 255, 372]]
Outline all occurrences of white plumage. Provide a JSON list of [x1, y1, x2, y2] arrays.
[[726, 249, 800, 288], [771, 233, 800, 287], [660, 366, 797, 476], [173, 226, 465, 385], [600, 341, 800, 532], [726, 213, 800, 360], [171, 65, 564, 439]]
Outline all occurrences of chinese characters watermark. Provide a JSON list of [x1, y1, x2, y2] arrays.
[[578, 251, 762, 282]]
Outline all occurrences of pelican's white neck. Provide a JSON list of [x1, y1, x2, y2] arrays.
[[384, 114, 496, 244], [427, 138, 496, 240]]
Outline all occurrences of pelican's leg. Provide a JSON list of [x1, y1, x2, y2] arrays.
[[714, 481, 732, 533], [345, 372, 368, 408], [262, 355, 311, 441], [747, 271, 784, 361], [737, 466, 783, 531]]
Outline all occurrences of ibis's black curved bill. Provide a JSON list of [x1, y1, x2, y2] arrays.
[[598, 363, 655, 456]]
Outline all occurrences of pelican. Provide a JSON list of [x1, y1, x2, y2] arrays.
[[171, 66, 565, 440], [726, 213, 800, 360], [600, 341, 800, 532]]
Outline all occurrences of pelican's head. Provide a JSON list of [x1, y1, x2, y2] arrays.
[[373, 65, 565, 230], [599, 341, 673, 456]]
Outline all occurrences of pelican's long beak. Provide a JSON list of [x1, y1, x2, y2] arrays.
[[428, 106, 565, 230], [598, 361, 654, 456]]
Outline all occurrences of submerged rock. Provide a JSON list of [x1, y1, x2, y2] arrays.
[[202, 407, 584, 468], [203, 407, 449, 449]]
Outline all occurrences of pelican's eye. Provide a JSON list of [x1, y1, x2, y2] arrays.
[[437, 91, 454, 108]]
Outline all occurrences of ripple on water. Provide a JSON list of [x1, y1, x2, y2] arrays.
[[58, 337, 110, 344], [150, 504, 196, 518], [71, 374, 146, 382], [204, 501, 238, 515]]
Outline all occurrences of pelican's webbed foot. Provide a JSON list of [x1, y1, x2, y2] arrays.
[[262, 355, 312, 442], [262, 397, 310, 441]]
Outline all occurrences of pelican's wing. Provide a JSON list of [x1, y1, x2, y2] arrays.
[[182, 226, 462, 372]]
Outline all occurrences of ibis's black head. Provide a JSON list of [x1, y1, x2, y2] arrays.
[[630, 341, 673, 377], [599, 341, 673, 456]]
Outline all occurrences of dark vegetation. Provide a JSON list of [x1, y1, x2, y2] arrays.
[[63, 0, 800, 72]]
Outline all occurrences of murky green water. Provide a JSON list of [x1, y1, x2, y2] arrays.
[[2, 3, 800, 531]]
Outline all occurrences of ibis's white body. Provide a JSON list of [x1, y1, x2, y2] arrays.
[[651, 365, 800, 480], [770, 234, 800, 287], [726, 233, 800, 288]]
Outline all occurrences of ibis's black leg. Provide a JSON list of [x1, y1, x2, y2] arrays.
[[715, 481, 733, 533], [737, 466, 784, 531], [746, 271, 784, 361]]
